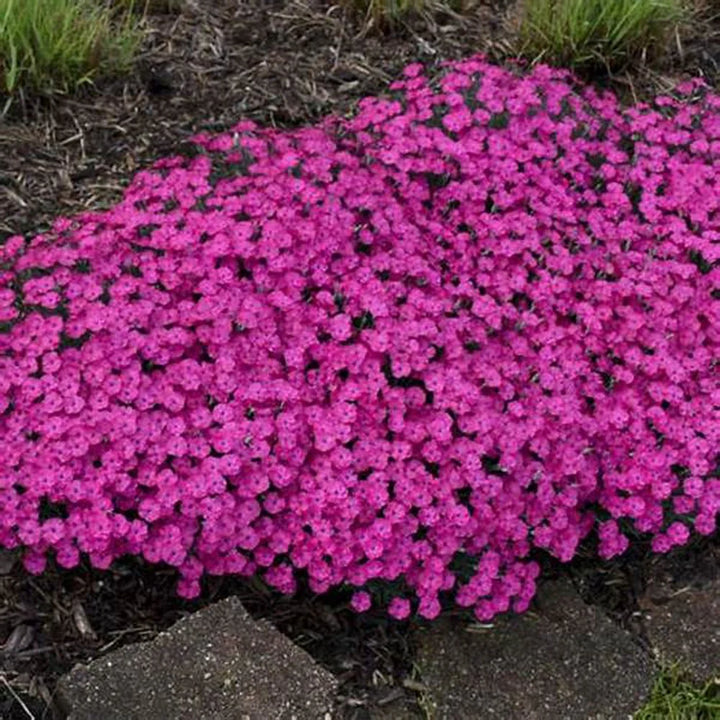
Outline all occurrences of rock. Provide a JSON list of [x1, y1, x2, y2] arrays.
[[641, 574, 720, 682], [57, 595, 338, 720], [415, 579, 653, 720]]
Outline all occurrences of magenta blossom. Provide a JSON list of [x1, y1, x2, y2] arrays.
[[1, 55, 718, 621]]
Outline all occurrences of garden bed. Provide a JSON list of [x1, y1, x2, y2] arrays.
[[1, 2, 720, 718]]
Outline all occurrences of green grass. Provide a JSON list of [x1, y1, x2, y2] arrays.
[[634, 665, 720, 720], [0, 0, 144, 97], [515, 0, 691, 75], [341, 0, 467, 27]]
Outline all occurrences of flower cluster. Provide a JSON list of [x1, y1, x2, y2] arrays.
[[1, 56, 718, 621]]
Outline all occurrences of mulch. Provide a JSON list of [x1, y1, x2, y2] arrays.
[[0, 0, 515, 243], [1, 1, 720, 718]]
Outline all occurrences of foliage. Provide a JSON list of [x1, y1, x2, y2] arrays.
[[0, 0, 142, 96], [0, 56, 718, 621], [634, 665, 720, 719], [515, 0, 691, 74], [341, 0, 467, 27]]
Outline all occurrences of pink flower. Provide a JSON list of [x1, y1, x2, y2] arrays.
[[0, 54, 716, 624], [350, 591, 372, 612], [388, 597, 412, 620]]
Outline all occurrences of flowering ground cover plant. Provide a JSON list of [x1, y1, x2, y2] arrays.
[[0, 55, 718, 622]]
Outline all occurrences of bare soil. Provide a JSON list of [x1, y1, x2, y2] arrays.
[[1, 2, 720, 718]]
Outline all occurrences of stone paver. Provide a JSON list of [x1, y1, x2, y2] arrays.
[[416, 578, 654, 720], [57, 595, 338, 720], [641, 574, 720, 682]]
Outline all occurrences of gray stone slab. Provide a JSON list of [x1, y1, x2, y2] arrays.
[[57, 595, 338, 720], [416, 579, 653, 720], [641, 574, 720, 682]]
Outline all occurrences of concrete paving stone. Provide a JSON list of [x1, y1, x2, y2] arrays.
[[416, 578, 654, 720], [57, 595, 338, 720]]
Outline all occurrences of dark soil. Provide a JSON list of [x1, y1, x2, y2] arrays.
[[1, 1, 720, 718]]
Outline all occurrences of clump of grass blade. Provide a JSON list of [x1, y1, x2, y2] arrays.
[[342, 0, 467, 28], [634, 665, 720, 720], [0, 0, 143, 97], [515, 0, 691, 75]]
